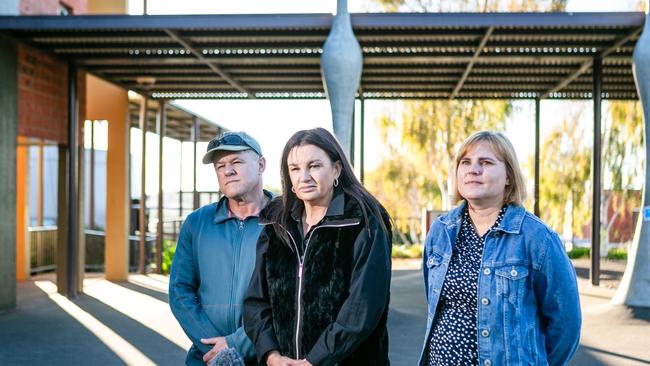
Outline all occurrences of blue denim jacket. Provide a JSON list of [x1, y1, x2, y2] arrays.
[[170, 192, 271, 365], [419, 203, 581, 366]]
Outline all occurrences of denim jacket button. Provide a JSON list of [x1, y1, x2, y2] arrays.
[[427, 258, 434, 266], [483, 268, 491, 275], [511, 269, 518, 277], [484, 360, 492, 366], [481, 298, 489, 305], [481, 329, 490, 337]]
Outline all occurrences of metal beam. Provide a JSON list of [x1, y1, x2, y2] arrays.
[[0, 12, 643, 31], [39, 40, 635, 54], [591, 55, 603, 287], [77, 54, 613, 66], [540, 27, 641, 99], [164, 29, 253, 97], [450, 27, 493, 99]]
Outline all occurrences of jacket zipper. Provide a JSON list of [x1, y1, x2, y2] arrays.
[[280, 221, 360, 359]]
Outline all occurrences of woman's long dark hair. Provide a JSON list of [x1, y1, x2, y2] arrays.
[[273, 128, 391, 245]]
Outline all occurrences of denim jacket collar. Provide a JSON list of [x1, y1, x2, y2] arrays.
[[213, 189, 273, 224], [439, 201, 526, 234]]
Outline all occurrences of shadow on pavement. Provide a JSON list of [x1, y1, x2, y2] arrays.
[[114, 281, 169, 304], [73, 292, 186, 365], [0, 281, 124, 365]]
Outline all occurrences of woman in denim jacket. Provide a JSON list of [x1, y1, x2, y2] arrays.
[[420, 131, 581, 366]]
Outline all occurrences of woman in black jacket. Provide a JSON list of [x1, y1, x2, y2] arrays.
[[244, 128, 392, 366]]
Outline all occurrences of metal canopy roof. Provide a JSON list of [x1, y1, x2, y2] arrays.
[[127, 99, 225, 142], [0, 12, 644, 100]]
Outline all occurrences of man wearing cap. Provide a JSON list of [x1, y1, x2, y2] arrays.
[[170, 131, 270, 365]]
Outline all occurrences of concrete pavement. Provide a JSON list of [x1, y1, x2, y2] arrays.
[[0, 259, 648, 365]]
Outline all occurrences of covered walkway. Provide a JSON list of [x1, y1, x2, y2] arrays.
[[1, 264, 648, 365], [1, 12, 644, 310]]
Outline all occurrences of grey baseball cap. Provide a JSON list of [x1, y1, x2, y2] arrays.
[[202, 131, 263, 164]]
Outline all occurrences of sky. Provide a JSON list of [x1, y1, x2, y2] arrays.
[[117, 0, 643, 196]]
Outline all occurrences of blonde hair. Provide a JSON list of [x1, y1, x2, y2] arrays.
[[452, 131, 527, 206]]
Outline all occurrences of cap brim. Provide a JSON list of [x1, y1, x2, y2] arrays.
[[202, 146, 251, 164]]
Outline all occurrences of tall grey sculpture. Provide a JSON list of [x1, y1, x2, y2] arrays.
[[320, 0, 363, 158], [612, 8, 650, 308]]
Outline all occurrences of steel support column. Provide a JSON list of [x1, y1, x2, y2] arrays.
[[534, 98, 540, 217], [179, 147, 183, 217], [138, 97, 148, 274], [156, 101, 166, 274], [192, 116, 199, 210], [591, 56, 603, 286], [66, 63, 79, 298]]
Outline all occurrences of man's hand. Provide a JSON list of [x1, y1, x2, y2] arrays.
[[201, 336, 228, 364], [266, 351, 299, 366]]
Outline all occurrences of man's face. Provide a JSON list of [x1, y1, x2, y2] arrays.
[[213, 150, 265, 199]]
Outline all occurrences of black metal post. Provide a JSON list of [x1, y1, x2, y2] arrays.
[[67, 63, 78, 298], [591, 55, 602, 286], [534, 98, 540, 217], [156, 101, 166, 274], [192, 116, 199, 210], [179, 144, 183, 217], [138, 97, 148, 275]]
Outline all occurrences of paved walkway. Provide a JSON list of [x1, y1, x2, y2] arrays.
[[0, 260, 648, 365]]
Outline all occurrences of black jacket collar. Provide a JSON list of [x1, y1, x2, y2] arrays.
[[259, 188, 360, 226]]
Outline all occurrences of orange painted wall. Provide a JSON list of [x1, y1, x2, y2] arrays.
[[15, 143, 28, 281], [87, 74, 130, 281]]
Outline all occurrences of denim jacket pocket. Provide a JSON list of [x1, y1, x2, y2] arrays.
[[495, 265, 532, 365], [495, 265, 529, 304]]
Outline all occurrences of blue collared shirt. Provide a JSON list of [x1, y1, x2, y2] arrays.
[[170, 191, 271, 365]]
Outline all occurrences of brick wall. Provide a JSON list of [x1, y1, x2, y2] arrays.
[[17, 45, 86, 145], [17, 0, 88, 144], [17, 46, 68, 143]]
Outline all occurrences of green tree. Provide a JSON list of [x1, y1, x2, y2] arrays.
[[366, 0, 569, 242], [365, 149, 423, 243], [539, 116, 592, 238], [602, 101, 645, 245]]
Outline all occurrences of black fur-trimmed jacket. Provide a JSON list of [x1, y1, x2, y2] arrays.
[[243, 190, 392, 366]]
